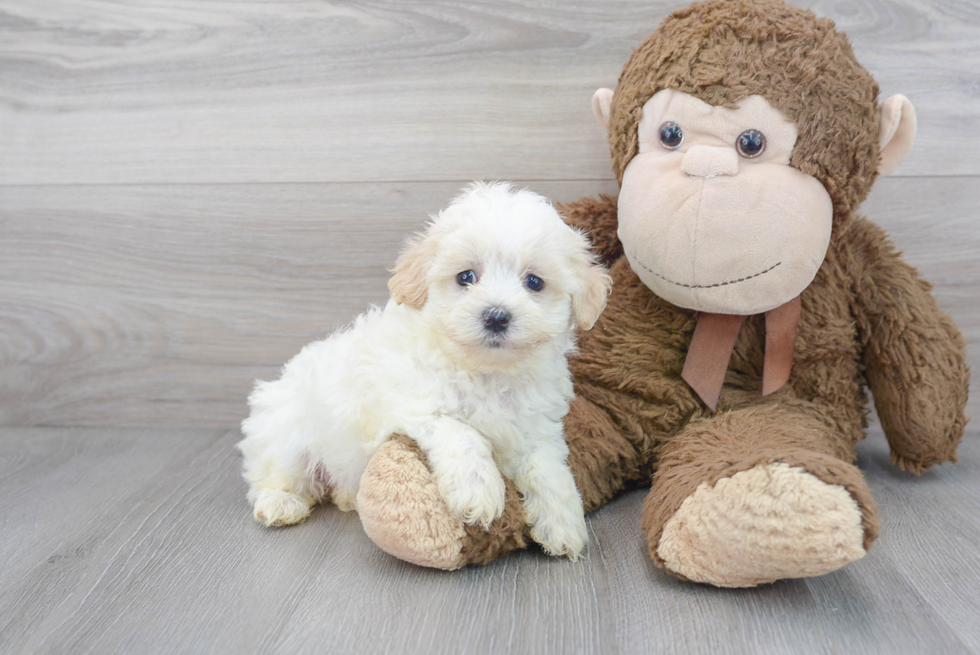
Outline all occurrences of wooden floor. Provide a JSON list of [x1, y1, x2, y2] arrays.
[[0, 425, 978, 654], [2, 0, 980, 653]]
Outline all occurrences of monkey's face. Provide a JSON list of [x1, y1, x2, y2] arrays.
[[616, 90, 833, 315]]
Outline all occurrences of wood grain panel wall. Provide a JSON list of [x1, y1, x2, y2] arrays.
[[2, 0, 979, 184], [1, 0, 978, 427]]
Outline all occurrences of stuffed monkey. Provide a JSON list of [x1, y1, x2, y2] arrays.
[[354, 0, 970, 586]]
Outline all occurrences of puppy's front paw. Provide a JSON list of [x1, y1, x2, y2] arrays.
[[529, 506, 588, 561], [435, 457, 506, 529], [252, 488, 312, 527]]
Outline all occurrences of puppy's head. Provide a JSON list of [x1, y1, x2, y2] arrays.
[[390, 182, 612, 366]]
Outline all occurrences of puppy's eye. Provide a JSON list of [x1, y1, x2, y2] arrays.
[[456, 270, 477, 286], [524, 274, 544, 292]]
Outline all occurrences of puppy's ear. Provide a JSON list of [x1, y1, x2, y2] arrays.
[[568, 231, 613, 330], [388, 233, 431, 307]]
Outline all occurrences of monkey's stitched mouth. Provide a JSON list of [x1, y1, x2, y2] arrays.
[[629, 253, 782, 289]]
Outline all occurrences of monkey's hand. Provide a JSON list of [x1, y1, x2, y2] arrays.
[[556, 194, 623, 266], [849, 217, 970, 474]]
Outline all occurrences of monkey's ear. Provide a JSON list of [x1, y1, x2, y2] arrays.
[[877, 94, 916, 177], [592, 88, 614, 133], [388, 233, 431, 307]]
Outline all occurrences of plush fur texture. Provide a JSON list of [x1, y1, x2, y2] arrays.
[[357, 436, 469, 569], [354, 0, 969, 586], [657, 462, 866, 587], [616, 89, 834, 315], [359, 435, 532, 569], [238, 182, 611, 560], [607, 0, 880, 224]]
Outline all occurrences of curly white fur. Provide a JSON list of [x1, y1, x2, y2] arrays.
[[237, 182, 611, 559]]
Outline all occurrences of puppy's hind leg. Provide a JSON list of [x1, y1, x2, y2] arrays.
[[239, 399, 325, 527], [242, 450, 321, 527], [310, 460, 358, 512], [331, 485, 358, 512], [252, 488, 314, 527]]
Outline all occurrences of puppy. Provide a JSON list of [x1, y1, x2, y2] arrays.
[[238, 182, 611, 559]]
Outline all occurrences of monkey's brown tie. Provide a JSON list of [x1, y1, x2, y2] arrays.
[[681, 296, 802, 411]]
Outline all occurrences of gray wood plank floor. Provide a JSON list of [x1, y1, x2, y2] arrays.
[[1, 425, 978, 654]]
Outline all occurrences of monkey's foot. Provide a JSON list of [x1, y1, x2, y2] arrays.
[[356, 434, 528, 570], [655, 462, 867, 587]]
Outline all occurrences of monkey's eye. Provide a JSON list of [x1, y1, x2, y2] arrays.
[[658, 122, 683, 150], [524, 274, 544, 292], [736, 129, 766, 158], [457, 270, 477, 286]]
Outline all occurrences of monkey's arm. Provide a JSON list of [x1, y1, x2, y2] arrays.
[[848, 217, 970, 474], [556, 194, 623, 265]]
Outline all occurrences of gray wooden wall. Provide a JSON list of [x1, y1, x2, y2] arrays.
[[2, 0, 978, 428]]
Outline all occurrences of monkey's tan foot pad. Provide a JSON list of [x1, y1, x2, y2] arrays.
[[357, 435, 528, 570], [657, 462, 866, 587]]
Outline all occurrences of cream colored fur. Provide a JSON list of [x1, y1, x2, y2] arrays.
[[657, 462, 866, 587], [237, 182, 611, 560]]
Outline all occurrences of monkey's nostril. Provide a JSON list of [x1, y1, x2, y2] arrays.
[[483, 308, 510, 333]]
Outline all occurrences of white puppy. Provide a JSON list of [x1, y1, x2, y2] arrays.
[[238, 182, 611, 559]]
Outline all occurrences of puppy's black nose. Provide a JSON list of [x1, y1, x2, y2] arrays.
[[483, 307, 510, 333]]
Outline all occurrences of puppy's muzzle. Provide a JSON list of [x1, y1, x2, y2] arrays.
[[482, 307, 511, 334]]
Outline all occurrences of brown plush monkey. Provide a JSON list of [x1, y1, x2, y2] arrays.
[[355, 0, 970, 586]]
